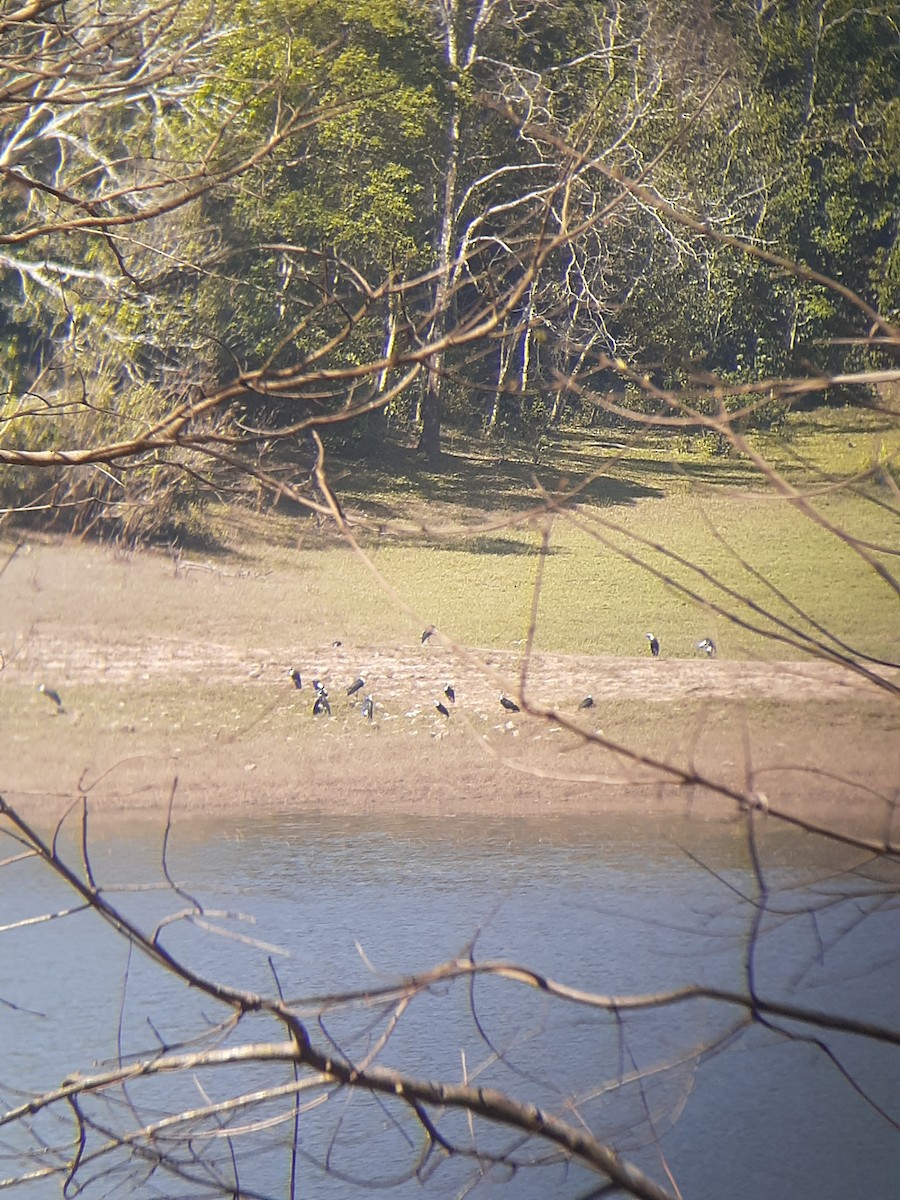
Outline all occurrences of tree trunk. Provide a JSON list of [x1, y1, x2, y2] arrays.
[[419, 367, 443, 462], [371, 293, 399, 443], [486, 330, 514, 437], [418, 0, 469, 465]]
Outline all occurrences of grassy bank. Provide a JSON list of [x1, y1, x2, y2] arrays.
[[5, 407, 896, 665], [172, 406, 898, 664], [2, 405, 896, 823]]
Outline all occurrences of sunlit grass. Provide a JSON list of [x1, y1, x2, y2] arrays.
[[196, 498, 895, 664], [172, 405, 900, 663], [750, 404, 899, 481]]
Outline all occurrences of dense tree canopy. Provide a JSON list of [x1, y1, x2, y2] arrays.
[[1, 0, 897, 532]]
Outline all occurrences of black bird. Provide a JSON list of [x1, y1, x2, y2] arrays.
[[312, 678, 325, 693], [361, 695, 374, 720], [697, 637, 716, 658], [500, 694, 520, 713], [444, 684, 456, 704], [578, 695, 594, 709], [646, 633, 660, 657], [313, 690, 331, 717], [421, 625, 436, 643], [332, 640, 342, 647], [346, 677, 365, 697], [290, 669, 302, 690], [38, 683, 64, 712], [435, 701, 450, 718]]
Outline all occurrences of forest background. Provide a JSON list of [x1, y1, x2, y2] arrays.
[[1, 0, 898, 538]]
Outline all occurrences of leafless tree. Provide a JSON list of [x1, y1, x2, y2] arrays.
[[1, 4, 899, 1197], [2, 769, 899, 1199]]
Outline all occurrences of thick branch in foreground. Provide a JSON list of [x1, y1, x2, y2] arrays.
[[0, 795, 677, 1200]]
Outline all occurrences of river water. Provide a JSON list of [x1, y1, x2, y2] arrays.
[[1, 809, 898, 1199]]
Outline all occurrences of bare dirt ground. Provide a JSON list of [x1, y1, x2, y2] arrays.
[[2, 537, 897, 838]]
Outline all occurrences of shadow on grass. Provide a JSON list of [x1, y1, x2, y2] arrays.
[[260, 430, 772, 553], [214, 419, 797, 558], [328, 440, 667, 518], [614, 454, 762, 491], [435, 535, 555, 556]]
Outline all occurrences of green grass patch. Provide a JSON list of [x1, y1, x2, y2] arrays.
[[750, 404, 899, 481], [185, 409, 900, 662], [12, 405, 892, 664], [195, 483, 896, 663]]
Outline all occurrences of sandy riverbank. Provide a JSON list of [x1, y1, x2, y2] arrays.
[[2, 538, 897, 840]]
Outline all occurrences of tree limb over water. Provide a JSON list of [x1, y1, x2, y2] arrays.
[[1, 2, 898, 1196]]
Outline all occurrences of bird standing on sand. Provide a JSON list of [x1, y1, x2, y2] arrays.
[[346, 677, 365, 697], [38, 683, 64, 712], [500, 694, 520, 713], [697, 637, 716, 658], [435, 700, 450, 718], [646, 633, 660, 657], [421, 625, 436, 643], [313, 689, 331, 716], [444, 684, 455, 704], [578, 695, 594, 709], [361, 695, 374, 720], [290, 669, 302, 689]]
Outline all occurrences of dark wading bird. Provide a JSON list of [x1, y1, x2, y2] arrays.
[[500, 694, 520, 713], [313, 690, 332, 717], [646, 633, 660, 657], [38, 683, 64, 712], [435, 701, 450, 718], [444, 684, 456, 704], [697, 637, 716, 658], [290, 669, 302, 690], [346, 677, 365, 697], [362, 695, 374, 720], [578, 695, 594, 709], [421, 625, 436, 643]]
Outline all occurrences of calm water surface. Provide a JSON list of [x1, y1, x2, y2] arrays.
[[1, 810, 898, 1199]]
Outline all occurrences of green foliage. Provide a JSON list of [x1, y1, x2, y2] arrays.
[[218, 0, 440, 258], [587, 0, 900, 387], [149, 0, 446, 408], [3, 0, 897, 539]]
